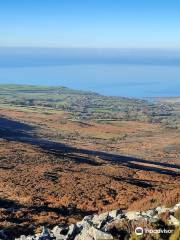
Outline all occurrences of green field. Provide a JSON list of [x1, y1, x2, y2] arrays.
[[0, 84, 179, 129]]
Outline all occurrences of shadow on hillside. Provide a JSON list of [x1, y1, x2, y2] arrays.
[[0, 117, 179, 177], [0, 198, 21, 210], [0, 197, 94, 239]]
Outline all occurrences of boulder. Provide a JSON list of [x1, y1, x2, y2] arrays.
[[92, 228, 113, 240], [169, 215, 180, 227], [125, 211, 141, 220], [15, 236, 26, 240], [145, 209, 156, 217], [51, 225, 69, 240], [75, 226, 113, 240], [82, 215, 93, 222], [171, 203, 180, 212], [92, 212, 109, 229], [74, 231, 94, 240], [108, 209, 124, 220], [156, 206, 168, 214], [66, 224, 79, 239], [52, 224, 79, 240]]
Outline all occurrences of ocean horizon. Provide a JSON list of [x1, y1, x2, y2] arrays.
[[0, 48, 180, 98]]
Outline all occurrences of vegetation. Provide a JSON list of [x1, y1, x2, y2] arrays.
[[0, 84, 179, 238], [0, 84, 179, 128]]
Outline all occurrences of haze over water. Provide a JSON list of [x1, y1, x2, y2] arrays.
[[0, 48, 180, 98]]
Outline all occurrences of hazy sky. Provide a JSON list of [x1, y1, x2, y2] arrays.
[[0, 0, 180, 48]]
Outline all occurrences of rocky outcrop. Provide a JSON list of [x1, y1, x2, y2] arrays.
[[1, 203, 179, 240]]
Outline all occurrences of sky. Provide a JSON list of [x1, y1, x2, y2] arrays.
[[0, 0, 180, 49]]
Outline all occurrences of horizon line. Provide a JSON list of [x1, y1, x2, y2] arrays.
[[0, 83, 179, 99], [1, 46, 180, 51]]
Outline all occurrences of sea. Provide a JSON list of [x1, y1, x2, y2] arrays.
[[0, 48, 180, 98]]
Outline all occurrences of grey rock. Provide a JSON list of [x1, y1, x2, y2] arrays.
[[148, 216, 159, 224], [80, 221, 93, 232], [66, 224, 79, 239], [52, 224, 79, 240], [125, 211, 141, 220], [15, 236, 26, 240], [75, 226, 113, 240], [82, 215, 93, 222], [51, 225, 69, 240], [146, 209, 157, 217], [92, 212, 109, 229], [171, 203, 180, 212], [169, 215, 180, 227], [14, 202, 180, 240], [155, 206, 168, 214], [15, 236, 35, 240], [92, 228, 113, 240], [108, 209, 124, 220], [74, 221, 93, 240], [74, 232, 93, 240]]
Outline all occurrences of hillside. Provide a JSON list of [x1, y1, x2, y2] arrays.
[[0, 84, 179, 128], [0, 84, 179, 238], [14, 202, 180, 240]]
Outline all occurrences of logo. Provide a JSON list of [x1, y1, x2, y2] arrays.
[[135, 227, 144, 236]]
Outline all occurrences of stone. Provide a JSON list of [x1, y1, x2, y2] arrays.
[[147, 209, 156, 217], [12, 202, 180, 240], [16, 236, 34, 240], [81, 221, 93, 232], [92, 227, 113, 240], [125, 211, 141, 220], [74, 232, 93, 240], [75, 225, 113, 240], [108, 209, 124, 221], [169, 215, 180, 227], [92, 212, 109, 229], [51, 224, 79, 240], [155, 206, 168, 214], [83, 215, 93, 222], [51, 225, 68, 240], [66, 224, 79, 239], [74, 222, 94, 240], [15, 236, 26, 240], [148, 216, 159, 224], [171, 203, 180, 212], [108, 210, 118, 219]]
